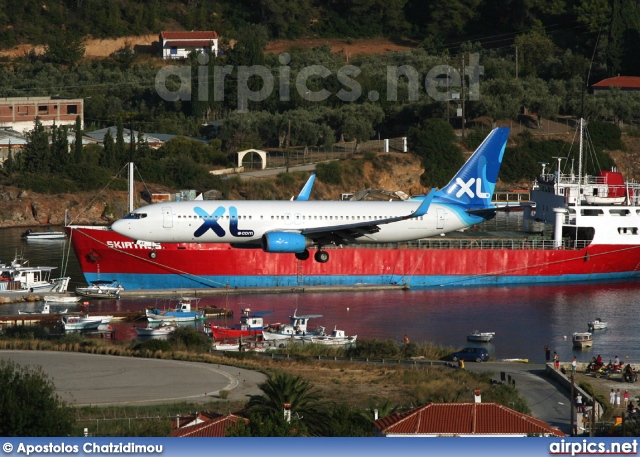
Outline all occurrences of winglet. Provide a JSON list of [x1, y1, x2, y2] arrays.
[[409, 188, 436, 218], [295, 174, 316, 201]]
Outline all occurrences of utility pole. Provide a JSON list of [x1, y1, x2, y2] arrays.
[[461, 53, 466, 139], [286, 119, 291, 173], [570, 375, 575, 436]]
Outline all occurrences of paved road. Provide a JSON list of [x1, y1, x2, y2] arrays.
[[464, 361, 571, 434], [239, 164, 317, 179], [1, 351, 573, 434], [0, 350, 267, 406]]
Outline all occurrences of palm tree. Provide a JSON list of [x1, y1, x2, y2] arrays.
[[246, 372, 330, 436]]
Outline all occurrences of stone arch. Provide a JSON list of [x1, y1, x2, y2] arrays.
[[237, 149, 267, 170]]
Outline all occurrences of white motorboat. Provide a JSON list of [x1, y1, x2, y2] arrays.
[[44, 295, 81, 304], [262, 309, 326, 342], [300, 327, 357, 346], [135, 322, 178, 337], [19, 303, 67, 315], [61, 315, 103, 331], [21, 229, 66, 240], [572, 332, 593, 348], [467, 331, 495, 342], [588, 318, 608, 331], [76, 280, 123, 299]]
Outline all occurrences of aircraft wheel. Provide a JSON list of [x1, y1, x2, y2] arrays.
[[314, 250, 329, 263], [295, 250, 310, 261]]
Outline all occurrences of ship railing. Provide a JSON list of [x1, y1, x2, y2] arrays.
[[332, 238, 590, 251]]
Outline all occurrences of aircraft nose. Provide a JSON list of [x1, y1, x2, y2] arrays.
[[111, 219, 128, 236]]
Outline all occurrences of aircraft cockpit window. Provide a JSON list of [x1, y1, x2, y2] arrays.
[[125, 213, 147, 219]]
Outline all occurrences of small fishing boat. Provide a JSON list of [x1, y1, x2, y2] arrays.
[[262, 309, 326, 342], [300, 327, 357, 346], [588, 318, 608, 331], [135, 322, 178, 337], [206, 308, 271, 341], [145, 297, 204, 323], [572, 332, 594, 348], [467, 331, 496, 342], [213, 337, 272, 352], [76, 280, 123, 299], [19, 303, 67, 315], [0, 254, 70, 293], [21, 229, 66, 240]]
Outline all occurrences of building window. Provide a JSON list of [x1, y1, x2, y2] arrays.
[[170, 46, 177, 55], [66, 105, 78, 115], [38, 105, 48, 114]]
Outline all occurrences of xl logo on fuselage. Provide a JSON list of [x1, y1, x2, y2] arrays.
[[193, 206, 255, 238], [455, 177, 490, 199]]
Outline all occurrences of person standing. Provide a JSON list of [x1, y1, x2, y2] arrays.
[[617, 389, 621, 408], [624, 390, 630, 408], [545, 345, 551, 362], [553, 352, 560, 370], [611, 389, 616, 405], [571, 356, 577, 375]]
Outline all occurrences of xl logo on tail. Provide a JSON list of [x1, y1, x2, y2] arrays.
[[455, 178, 490, 199]]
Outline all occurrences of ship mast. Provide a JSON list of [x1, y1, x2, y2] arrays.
[[577, 118, 583, 206], [128, 162, 134, 213]]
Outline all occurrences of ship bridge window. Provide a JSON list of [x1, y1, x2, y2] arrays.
[[609, 209, 631, 216], [618, 227, 638, 235], [580, 209, 604, 216]]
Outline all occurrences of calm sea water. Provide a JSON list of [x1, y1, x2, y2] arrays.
[[1, 220, 639, 365]]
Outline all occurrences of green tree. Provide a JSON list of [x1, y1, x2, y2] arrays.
[[102, 129, 115, 170], [44, 30, 85, 66], [115, 119, 126, 166], [73, 116, 83, 165], [246, 372, 330, 436], [407, 118, 464, 188], [0, 359, 74, 436], [607, 0, 640, 76], [514, 30, 558, 77], [22, 117, 50, 174]]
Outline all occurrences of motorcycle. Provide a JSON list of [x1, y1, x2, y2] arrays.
[[623, 365, 638, 383]]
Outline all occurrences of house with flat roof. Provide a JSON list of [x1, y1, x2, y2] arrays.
[[160, 31, 219, 59], [0, 97, 83, 132]]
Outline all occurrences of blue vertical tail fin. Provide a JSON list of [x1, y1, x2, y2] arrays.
[[434, 127, 509, 209]]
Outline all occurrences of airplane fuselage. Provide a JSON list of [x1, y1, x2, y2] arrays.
[[113, 199, 479, 244]]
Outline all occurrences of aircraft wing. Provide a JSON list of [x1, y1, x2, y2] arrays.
[[297, 189, 435, 246]]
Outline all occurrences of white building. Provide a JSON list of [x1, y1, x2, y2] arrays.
[[159, 31, 219, 59]]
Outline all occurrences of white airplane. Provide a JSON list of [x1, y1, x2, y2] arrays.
[[112, 127, 510, 263]]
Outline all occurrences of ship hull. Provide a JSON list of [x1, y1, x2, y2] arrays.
[[66, 226, 640, 290]]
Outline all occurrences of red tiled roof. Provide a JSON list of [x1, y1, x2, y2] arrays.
[[170, 413, 246, 437], [161, 31, 218, 40], [592, 76, 640, 89], [164, 40, 216, 48], [374, 403, 565, 436]]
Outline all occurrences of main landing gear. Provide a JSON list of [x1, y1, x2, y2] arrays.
[[295, 249, 329, 263]]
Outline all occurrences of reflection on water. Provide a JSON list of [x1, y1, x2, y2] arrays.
[[4, 281, 640, 365]]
